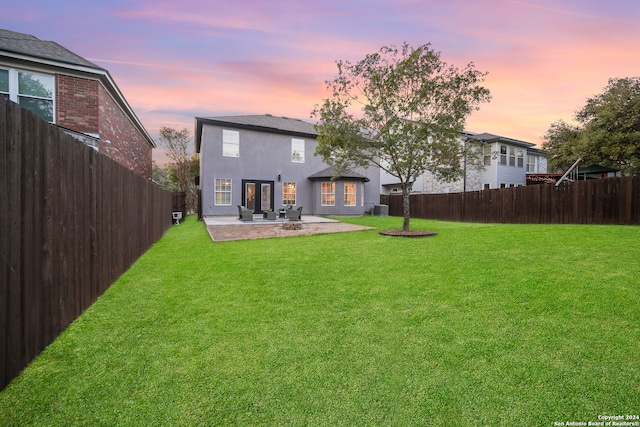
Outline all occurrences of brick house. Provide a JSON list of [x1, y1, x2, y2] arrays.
[[0, 29, 155, 178]]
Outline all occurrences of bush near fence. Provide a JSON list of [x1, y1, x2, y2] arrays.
[[0, 99, 174, 391], [381, 176, 640, 225]]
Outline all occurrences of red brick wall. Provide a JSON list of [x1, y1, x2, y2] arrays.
[[97, 85, 152, 179], [56, 74, 99, 134], [54, 73, 152, 179]]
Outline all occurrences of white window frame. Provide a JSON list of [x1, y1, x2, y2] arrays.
[[517, 149, 524, 168], [508, 146, 516, 167], [1, 67, 55, 122], [215, 178, 232, 205], [527, 155, 536, 173], [344, 182, 357, 207], [321, 182, 335, 206], [499, 144, 507, 165], [291, 138, 305, 163], [222, 130, 239, 157], [483, 144, 492, 166], [282, 181, 296, 206]]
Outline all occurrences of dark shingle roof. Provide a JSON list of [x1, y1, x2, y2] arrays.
[[0, 28, 101, 69], [202, 114, 316, 135], [467, 132, 534, 148], [308, 166, 370, 182], [195, 114, 318, 153]]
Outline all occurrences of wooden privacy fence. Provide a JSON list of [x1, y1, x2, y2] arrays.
[[1, 99, 173, 390], [381, 176, 640, 225]]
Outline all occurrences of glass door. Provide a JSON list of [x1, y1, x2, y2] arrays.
[[245, 182, 256, 211], [261, 183, 272, 212], [242, 180, 274, 214]]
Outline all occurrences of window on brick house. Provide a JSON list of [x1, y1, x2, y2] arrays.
[[1, 67, 54, 122], [0, 69, 8, 99]]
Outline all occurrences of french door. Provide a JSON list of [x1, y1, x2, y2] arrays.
[[242, 180, 274, 214]]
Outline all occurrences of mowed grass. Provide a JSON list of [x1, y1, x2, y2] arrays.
[[1, 216, 639, 426]]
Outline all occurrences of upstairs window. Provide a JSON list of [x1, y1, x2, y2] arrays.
[[483, 144, 492, 166], [1, 68, 54, 122], [508, 146, 516, 167], [291, 138, 305, 163], [223, 130, 239, 157], [517, 149, 524, 168], [527, 155, 536, 173], [499, 145, 507, 165]]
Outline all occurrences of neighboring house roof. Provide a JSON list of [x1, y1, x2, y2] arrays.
[[0, 28, 155, 148], [577, 164, 620, 174], [195, 114, 317, 153], [0, 29, 100, 69], [307, 166, 370, 182], [467, 132, 535, 149]]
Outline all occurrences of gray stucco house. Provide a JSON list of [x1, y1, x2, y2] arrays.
[[195, 114, 381, 217]]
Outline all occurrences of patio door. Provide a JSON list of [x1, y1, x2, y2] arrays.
[[242, 180, 274, 214]]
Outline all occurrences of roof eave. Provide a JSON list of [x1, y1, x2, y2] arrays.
[[195, 116, 317, 153], [1, 50, 156, 149]]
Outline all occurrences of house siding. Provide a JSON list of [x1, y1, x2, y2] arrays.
[[199, 119, 380, 216], [381, 137, 546, 194]]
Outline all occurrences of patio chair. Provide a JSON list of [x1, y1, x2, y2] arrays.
[[286, 206, 303, 221], [237, 205, 253, 221]]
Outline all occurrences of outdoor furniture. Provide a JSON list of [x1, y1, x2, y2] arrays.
[[237, 205, 253, 221], [286, 206, 303, 221], [263, 211, 277, 220]]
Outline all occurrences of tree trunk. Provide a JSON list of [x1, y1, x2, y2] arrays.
[[402, 185, 411, 231]]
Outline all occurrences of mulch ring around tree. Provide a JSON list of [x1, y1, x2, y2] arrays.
[[379, 229, 437, 237]]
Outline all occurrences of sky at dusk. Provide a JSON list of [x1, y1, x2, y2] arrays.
[[2, 0, 640, 164]]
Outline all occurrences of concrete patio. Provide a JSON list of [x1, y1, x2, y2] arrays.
[[203, 215, 373, 242]]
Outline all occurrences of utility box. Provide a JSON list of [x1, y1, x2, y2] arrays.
[[373, 205, 388, 216], [172, 211, 183, 225]]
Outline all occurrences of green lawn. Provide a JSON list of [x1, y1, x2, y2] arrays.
[[2, 216, 639, 426]]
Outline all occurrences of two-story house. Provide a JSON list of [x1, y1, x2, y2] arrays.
[[0, 28, 155, 178], [195, 115, 381, 217], [381, 131, 547, 195]]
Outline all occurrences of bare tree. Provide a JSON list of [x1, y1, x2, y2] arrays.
[[158, 126, 199, 212]]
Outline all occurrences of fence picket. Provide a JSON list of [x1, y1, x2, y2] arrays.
[[0, 99, 174, 391], [382, 176, 639, 225]]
